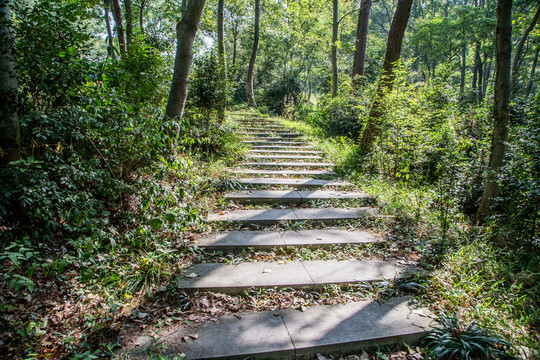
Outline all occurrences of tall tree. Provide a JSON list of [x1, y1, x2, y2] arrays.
[[0, 0, 20, 165], [526, 44, 539, 96], [111, 0, 127, 54], [360, 0, 414, 152], [104, 0, 116, 60], [511, 3, 540, 91], [165, 0, 207, 125], [247, 0, 260, 107], [352, 0, 372, 79], [476, 0, 513, 222], [217, 0, 226, 121], [331, 0, 339, 97], [125, 0, 134, 46]]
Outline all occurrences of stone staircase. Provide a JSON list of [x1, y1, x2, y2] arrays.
[[127, 113, 432, 359]]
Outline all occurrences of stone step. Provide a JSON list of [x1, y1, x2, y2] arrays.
[[193, 229, 381, 250], [251, 145, 314, 150], [244, 132, 303, 137], [232, 169, 337, 176], [240, 162, 335, 168], [235, 177, 351, 188], [177, 259, 401, 293], [127, 297, 432, 360], [248, 149, 323, 155], [207, 207, 375, 224], [246, 154, 323, 161], [225, 190, 371, 204], [243, 141, 310, 146]]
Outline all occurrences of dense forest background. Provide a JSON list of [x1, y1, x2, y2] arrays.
[[0, 0, 539, 359]]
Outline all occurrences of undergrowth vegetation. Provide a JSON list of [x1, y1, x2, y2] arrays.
[[277, 72, 540, 358], [0, 2, 243, 358]]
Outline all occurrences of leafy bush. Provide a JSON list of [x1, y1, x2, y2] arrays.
[[315, 93, 365, 139], [260, 75, 302, 115]]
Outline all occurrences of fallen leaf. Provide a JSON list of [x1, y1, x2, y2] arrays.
[[219, 211, 225, 215], [185, 272, 198, 278], [188, 333, 199, 339], [182, 336, 189, 342], [316, 354, 329, 360], [277, 260, 285, 265], [262, 268, 272, 274]]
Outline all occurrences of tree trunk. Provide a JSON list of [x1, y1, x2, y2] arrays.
[[511, 3, 540, 90], [125, 0, 133, 46], [481, 60, 492, 101], [165, 0, 207, 122], [352, 0, 372, 80], [0, 0, 20, 165], [360, 0, 414, 153], [111, 0, 126, 55], [331, 0, 339, 97], [247, 0, 260, 107], [526, 45, 539, 96], [104, 0, 116, 60], [476, 0, 513, 222], [472, 42, 480, 91], [217, 0, 226, 121], [460, 44, 466, 93]]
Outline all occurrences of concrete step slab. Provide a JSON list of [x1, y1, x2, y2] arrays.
[[248, 149, 323, 155], [207, 208, 374, 224], [235, 178, 351, 188], [281, 297, 432, 357], [176, 259, 400, 293], [246, 154, 323, 161], [207, 208, 297, 224], [281, 229, 380, 246], [244, 132, 303, 137], [125, 297, 431, 360], [225, 190, 371, 204], [194, 229, 380, 250], [243, 141, 310, 146], [231, 169, 338, 177], [293, 207, 375, 223], [240, 162, 335, 168]]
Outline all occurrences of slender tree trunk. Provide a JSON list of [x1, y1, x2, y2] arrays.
[[217, 0, 226, 121], [460, 44, 466, 93], [331, 0, 339, 97], [125, 0, 133, 46], [352, 0, 372, 80], [360, 0, 414, 152], [247, 0, 260, 107], [481, 60, 492, 101], [111, 0, 126, 55], [476, 0, 513, 222], [104, 0, 116, 60], [0, 0, 20, 165], [526, 45, 539, 96], [473, 42, 480, 91], [478, 56, 483, 101], [232, 30, 238, 67], [165, 0, 207, 123], [511, 3, 540, 90], [139, 1, 145, 30]]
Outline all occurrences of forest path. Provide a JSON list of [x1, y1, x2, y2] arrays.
[[126, 113, 432, 359]]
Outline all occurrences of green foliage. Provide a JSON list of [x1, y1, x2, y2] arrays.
[[424, 313, 513, 360], [260, 75, 302, 115], [188, 51, 229, 122], [315, 93, 365, 139], [13, 0, 92, 110]]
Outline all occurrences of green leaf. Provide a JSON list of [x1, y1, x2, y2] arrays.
[[149, 217, 163, 230]]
